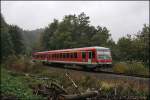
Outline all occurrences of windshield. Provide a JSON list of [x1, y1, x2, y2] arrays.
[[97, 49, 111, 59]]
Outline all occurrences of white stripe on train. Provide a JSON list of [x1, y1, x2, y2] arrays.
[[32, 59, 112, 65]]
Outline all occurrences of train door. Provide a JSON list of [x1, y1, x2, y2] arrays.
[[88, 51, 92, 64], [82, 51, 86, 62]]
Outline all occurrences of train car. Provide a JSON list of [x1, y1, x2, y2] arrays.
[[32, 46, 112, 69]]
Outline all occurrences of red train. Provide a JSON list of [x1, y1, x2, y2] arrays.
[[32, 46, 112, 69]]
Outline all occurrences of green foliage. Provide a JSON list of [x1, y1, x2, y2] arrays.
[[117, 35, 133, 61], [116, 24, 149, 65], [126, 62, 149, 76], [0, 14, 14, 60], [40, 12, 113, 50], [1, 68, 44, 99], [22, 28, 44, 55], [113, 62, 149, 76], [8, 25, 25, 55], [113, 62, 128, 73], [1, 14, 25, 61], [4, 55, 33, 73]]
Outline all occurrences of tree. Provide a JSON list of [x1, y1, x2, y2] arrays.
[[133, 24, 149, 64], [91, 26, 111, 46], [41, 19, 59, 50], [116, 24, 149, 64], [117, 35, 133, 61], [40, 12, 113, 51], [0, 14, 14, 60], [8, 25, 25, 55]]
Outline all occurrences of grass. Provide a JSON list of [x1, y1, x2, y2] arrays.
[[113, 62, 149, 76], [1, 67, 45, 100], [1, 65, 149, 99], [1, 56, 149, 99]]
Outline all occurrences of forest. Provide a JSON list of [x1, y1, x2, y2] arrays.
[[1, 12, 149, 65]]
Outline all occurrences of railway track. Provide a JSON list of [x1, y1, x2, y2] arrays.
[[44, 64, 149, 80]]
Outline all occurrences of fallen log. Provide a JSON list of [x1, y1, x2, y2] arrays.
[[59, 91, 98, 100]]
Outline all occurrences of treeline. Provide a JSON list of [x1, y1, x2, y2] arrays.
[[39, 12, 149, 65], [0, 14, 43, 61], [0, 12, 149, 65], [1, 14, 25, 60]]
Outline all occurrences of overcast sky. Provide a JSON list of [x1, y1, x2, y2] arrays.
[[1, 1, 149, 42]]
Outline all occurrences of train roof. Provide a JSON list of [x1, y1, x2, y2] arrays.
[[34, 46, 110, 54]]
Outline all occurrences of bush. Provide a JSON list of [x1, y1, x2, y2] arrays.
[[113, 62, 149, 76], [3, 55, 42, 73], [1, 68, 44, 100], [3, 55, 52, 74], [127, 62, 149, 76], [113, 62, 128, 73]]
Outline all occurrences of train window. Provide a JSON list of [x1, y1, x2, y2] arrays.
[[66, 53, 69, 58], [70, 53, 73, 58], [55, 54, 56, 58], [57, 54, 59, 58], [63, 53, 66, 58], [60, 53, 62, 58], [89, 52, 92, 59], [92, 51, 95, 58], [82, 52, 86, 59], [65, 53, 67, 58], [59, 54, 60, 58], [58, 54, 59, 58], [64, 53, 66, 58], [53, 54, 55, 58], [74, 52, 77, 58], [55, 54, 57, 58], [56, 54, 58, 58], [61, 54, 62, 58]]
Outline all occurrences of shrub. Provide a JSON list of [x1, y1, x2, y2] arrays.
[[113, 62, 149, 76], [1, 68, 44, 100], [4, 55, 33, 72], [3, 55, 54, 74], [113, 62, 128, 73], [127, 62, 149, 76]]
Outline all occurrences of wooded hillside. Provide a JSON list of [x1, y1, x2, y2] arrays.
[[0, 12, 149, 65]]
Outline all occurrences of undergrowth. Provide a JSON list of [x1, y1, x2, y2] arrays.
[[1, 67, 45, 100], [113, 62, 149, 76], [1, 55, 149, 99]]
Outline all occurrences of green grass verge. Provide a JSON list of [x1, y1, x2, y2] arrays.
[[1, 67, 45, 100]]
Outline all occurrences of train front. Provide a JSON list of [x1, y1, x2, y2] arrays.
[[96, 48, 112, 67]]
